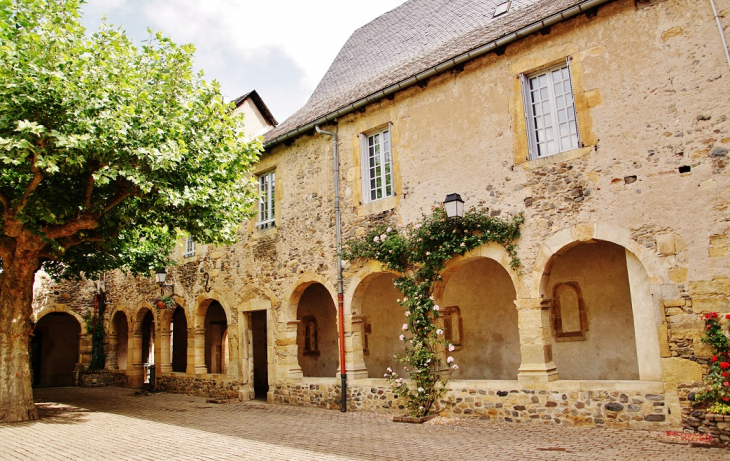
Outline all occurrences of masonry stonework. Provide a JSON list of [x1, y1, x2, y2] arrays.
[[29, 0, 730, 434]]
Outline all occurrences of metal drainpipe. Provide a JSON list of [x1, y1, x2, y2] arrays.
[[315, 125, 347, 412], [709, 0, 730, 69]]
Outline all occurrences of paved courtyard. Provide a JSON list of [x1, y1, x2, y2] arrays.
[[0, 387, 726, 460]]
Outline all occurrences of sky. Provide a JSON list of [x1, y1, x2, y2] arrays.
[[81, 0, 407, 124]]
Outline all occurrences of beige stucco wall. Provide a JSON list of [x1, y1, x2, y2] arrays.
[[441, 258, 521, 380], [548, 241, 639, 380], [359, 272, 405, 378], [29, 0, 730, 428]]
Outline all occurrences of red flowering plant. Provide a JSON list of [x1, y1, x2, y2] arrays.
[[697, 312, 730, 414]]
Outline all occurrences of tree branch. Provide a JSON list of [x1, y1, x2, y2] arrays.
[[84, 170, 95, 209], [103, 191, 133, 214], [17, 153, 44, 213], [0, 191, 9, 210], [44, 214, 99, 240]]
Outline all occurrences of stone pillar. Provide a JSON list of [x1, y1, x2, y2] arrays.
[[347, 315, 368, 379], [194, 326, 207, 375], [159, 326, 173, 374], [186, 327, 196, 375], [130, 325, 144, 388], [516, 298, 559, 384], [106, 332, 118, 370], [286, 320, 303, 378]]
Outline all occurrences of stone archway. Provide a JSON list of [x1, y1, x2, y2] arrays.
[[439, 257, 521, 380], [524, 222, 664, 382], [108, 310, 129, 371], [31, 312, 81, 387], [130, 306, 157, 388], [170, 306, 188, 373], [351, 271, 404, 378], [295, 283, 338, 378]]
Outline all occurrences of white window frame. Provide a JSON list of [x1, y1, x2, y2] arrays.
[[256, 170, 276, 230], [521, 58, 580, 160], [183, 237, 195, 258], [360, 123, 394, 204]]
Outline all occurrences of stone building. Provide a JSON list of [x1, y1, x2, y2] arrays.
[[32, 0, 730, 430]]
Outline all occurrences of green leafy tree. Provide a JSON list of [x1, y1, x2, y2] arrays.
[[0, 0, 260, 422]]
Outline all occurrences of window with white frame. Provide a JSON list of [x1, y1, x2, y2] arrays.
[[183, 237, 195, 258], [521, 60, 580, 160], [257, 170, 275, 229], [360, 125, 394, 203]]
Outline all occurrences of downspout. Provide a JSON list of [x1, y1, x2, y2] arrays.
[[315, 125, 347, 412], [709, 0, 730, 69]]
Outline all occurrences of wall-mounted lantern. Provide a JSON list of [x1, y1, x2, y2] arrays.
[[443, 193, 464, 219]]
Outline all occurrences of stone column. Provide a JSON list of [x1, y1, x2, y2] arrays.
[[130, 324, 144, 388], [158, 326, 173, 374], [186, 327, 196, 375], [515, 298, 559, 384], [286, 320, 303, 378], [194, 326, 207, 375], [347, 315, 368, 379], [106, 332, 118, 370]]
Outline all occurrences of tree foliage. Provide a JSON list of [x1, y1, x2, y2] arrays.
[[0, 0, 261, 278]]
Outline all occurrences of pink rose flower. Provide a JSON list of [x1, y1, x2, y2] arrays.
[[447, 356, 454, 363]]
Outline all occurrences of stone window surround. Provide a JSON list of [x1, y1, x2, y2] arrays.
[[256, 169, 276, 230], [249, 155, 281, 235], [360, 123, 394, 205], [509, 44, 603, 169]]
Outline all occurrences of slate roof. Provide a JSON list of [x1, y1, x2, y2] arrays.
[[264, 0, 608, 147]]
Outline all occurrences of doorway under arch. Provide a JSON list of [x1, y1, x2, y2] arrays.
[[296, 283, 338, 377], [544, 240, 640, 380], [441, 257, 521, 380], [170, 306, 188, 373], [31, 313, 80, 387]]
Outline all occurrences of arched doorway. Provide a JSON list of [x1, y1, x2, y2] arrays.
[[141, 310, 155, 384], [441, 258, 520, 379], [31, 313, 80, 387], [110, 311, 129, 370], [170, 306, 187, 373], [357, 273, 405, 378], [544, 241, 639, 380], [204, 301, 228, 374], [296, 283, 338, 377]]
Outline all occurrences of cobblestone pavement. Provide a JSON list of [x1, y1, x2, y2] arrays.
[[0, 387, 727, 460]]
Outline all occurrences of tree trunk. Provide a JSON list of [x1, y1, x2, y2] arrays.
[[0, 248, 40, 423]]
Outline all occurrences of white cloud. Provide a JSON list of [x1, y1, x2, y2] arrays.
[[81, 0, 406, 122]]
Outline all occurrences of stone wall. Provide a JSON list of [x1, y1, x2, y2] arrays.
[[78, 371, 109, 388], [108, 371, 129, 388], [272, 380, 669, 429], [157, 375, 243, 400]]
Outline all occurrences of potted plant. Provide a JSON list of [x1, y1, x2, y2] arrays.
[[153, 296, 176, 310]]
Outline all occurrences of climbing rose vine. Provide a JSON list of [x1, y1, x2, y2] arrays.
[[343, 203, 523, 417], [697, 312, 730, 414]]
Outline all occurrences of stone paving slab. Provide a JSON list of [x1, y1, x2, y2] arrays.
[[0, 387, 727, 460]]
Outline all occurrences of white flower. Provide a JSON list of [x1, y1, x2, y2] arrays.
[[460, 242, 465, 247], [373, 236, 379, 242], [397, 298, 401, 303], [380, 234, 387, 240], [399, 334, 405, 341], [403, 297, 408, 302], [402, 324, 408, 331], [384, 373, 389, 377], [405, 311, 410, 316], [418, 387, 425, 393], [433, 304, 440, 311], [448, 344, 455, 352], [396, 382, 402, 387], [425, 358, 431, 364], [386, 227, 392, 232], [387, 367, 393, 373], [452, 364, 459, 370], [436, 329, 443, 335], [415, 223, 422, 229], [447, 356, 454, 363]]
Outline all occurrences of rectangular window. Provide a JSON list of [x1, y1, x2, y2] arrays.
[[521, 60, 579, 160], [183, 237, 195, 258], [257, 170, 276, 229], [361, 125, 393, 203]]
